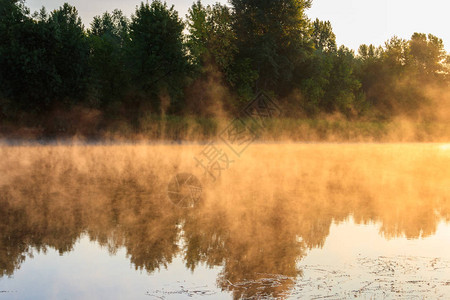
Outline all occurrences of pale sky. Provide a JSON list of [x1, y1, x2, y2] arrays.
[[26, 0, 450, 52]]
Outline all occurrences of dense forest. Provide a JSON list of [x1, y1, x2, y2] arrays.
[[1, 0, 449, 139]]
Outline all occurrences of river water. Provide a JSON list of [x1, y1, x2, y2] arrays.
[[1, 143, 450, 299]]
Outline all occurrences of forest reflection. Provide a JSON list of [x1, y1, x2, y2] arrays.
[[1, 144, 449, 299]]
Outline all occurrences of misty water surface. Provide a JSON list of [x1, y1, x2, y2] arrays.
[[1, 143, 450, 299]]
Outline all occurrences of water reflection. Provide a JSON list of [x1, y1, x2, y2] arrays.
[[0, 144, 449, 298]]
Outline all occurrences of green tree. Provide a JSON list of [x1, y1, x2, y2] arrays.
[[88, 9, 130, 107], [0, 1, 90, 118], [356, 44, 385, 110], [311, 18, 336, 53], [186, 1, 236, 80], [355, 34, 449, 117], [356, 39, 410, 115], [300, 19, 363, 116], [185, 1, 209, 68], [48, 3, 89, 104], [230, 0, 313, 95], [409, 33, 449, 82], [128, 1, 188, 112], [324, 46, 362, 116], [299, 18, 337, 115], [358, 44, 383, 61], [0, 0, 49, 113]]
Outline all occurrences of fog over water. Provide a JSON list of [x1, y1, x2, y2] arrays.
[[1, 143, 450, 298]]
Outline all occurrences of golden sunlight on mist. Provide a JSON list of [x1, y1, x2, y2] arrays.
[[439, 144, 450, 151], [1, 143, 450, 298]]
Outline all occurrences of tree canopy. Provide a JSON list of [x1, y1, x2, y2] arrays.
[[1, 0, 449, 127]]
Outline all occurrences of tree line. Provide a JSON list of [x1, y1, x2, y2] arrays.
[[1, 0, 449, 132]]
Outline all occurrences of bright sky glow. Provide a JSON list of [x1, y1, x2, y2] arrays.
[[25, 0, 450, 52]]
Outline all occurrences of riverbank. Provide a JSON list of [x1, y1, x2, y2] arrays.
[[1, 116, 450, 143]]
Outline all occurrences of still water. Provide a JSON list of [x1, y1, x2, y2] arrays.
[[1, 143, 450, 299]]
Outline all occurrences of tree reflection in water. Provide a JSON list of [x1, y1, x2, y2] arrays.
[[1, 144, 449, 298]]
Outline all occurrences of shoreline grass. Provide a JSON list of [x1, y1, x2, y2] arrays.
[[1, 116, 450, 143]]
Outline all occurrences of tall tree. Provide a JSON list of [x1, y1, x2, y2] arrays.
[[186, 2, 237, 84], [89, 9, 130, 107], [48, 3, 89, 104], [128, 0, 188, 112], [185, 1, 209, 68], [409, 33, 449, 82], [324, 46, 362, 116], [230, 0, 313, 95], [0, 1, 89, 114], [355, 33, 450, 116], [0, 0, 35, 113], [311, 18, 336, 53], [301, 18, 359, 116]]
